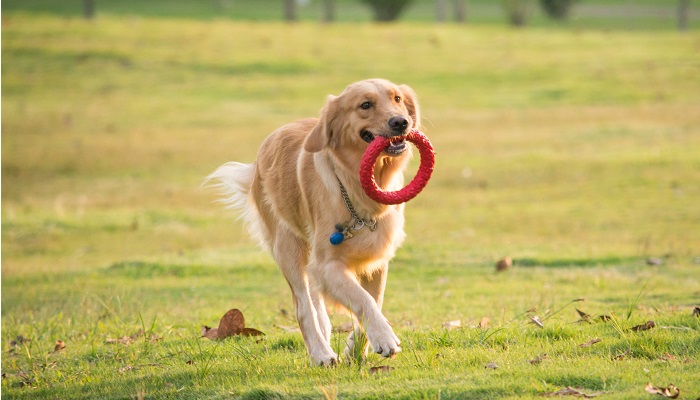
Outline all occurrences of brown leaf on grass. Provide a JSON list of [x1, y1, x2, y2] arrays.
[[612, 349, 631, 360], [544, 386, 602, 398], [692, 306, 700, 318], [529, 353, 547, 365], [598, 315, 611, 322], [368, 366, 394, 374], [576, 308, 591, 319], [202, 309, 265, 340], [485, 361, 498, 369], [578, 338, 602, 348], [479, 317, 490, 329], [645, 383, 680, 398], [529, 315, 544, 328], [496, 257, 512, 272], [659, 352, 675, 361], [631, 321, 656, 332], [54, 340, 66, 352]]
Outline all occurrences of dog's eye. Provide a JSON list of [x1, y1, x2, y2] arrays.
[[360, 101, 372, 110], [394, 96, 401, 103]]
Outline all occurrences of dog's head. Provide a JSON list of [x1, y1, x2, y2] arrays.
[[304, 79, 421, 160]]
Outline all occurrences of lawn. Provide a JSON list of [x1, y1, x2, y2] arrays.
[[2, 10, 700, 400]]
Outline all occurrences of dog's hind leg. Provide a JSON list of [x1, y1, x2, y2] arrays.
[[273, 228, 338, 366]]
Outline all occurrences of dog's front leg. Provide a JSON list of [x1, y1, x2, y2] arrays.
[[315, 261, 401, 358], [344, 266, 389, 360]]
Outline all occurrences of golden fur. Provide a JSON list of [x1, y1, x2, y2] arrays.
[[208, 79, 421, 366]]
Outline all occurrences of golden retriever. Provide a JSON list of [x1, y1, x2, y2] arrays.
[[208, 79, 421, 366]]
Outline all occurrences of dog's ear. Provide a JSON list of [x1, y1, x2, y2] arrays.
[[305, 95, 339, 153], [399, 84, 421, 130]]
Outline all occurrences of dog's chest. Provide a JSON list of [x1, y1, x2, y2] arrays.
[[340, 212, 406, 266]]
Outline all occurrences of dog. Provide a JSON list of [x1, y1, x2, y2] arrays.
[[208, 79, 421, 366]]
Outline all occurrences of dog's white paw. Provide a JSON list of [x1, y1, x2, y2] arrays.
[[366, 321, 401, 358], [310, 351, 339, 367]]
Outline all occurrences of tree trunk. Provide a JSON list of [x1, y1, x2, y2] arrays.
[[284, 0, 296, 22], [323, 0, 335, 22], [453, 0, 467, 23], [436, 0, 447, 23], [83, 0, 95, 20], [678, 0, 690, 31]]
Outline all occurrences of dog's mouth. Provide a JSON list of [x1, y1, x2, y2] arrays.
[[361, 130, 408, 156]]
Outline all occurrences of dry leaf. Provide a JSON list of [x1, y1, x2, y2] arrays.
[[202, 309, 265, 340], [54, 340, 66, 352], [479, 317, 490, 329], [692, 306, 700, 318], [578, 338, 602, 348], [612, 349, 631, 360], [442, 320, 461, 330], [529, 315, 544, 328], [369, 366, 393, 374], [485, 361, 498, 369], [645, 383, 680, 398], [496, 257, 512, 272], [576, 308, 591, 321], [659, 352, 675, 361], [529, 353, 547, 365], [545, 386, 601, 398], [598, 315, 611, 322], [631, 321, 656, 332]]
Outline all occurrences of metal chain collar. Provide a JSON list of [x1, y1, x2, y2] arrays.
[[337, 176, 377, 232]]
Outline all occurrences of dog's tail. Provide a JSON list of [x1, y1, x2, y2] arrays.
[[205, 162, 269, 251]]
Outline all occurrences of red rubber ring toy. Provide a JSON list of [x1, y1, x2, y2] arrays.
[[360, 129, 435, 205]]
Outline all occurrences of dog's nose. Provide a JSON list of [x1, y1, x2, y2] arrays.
[[388, 116, 409, 135]]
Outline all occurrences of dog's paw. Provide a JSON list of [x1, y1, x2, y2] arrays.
[[366, 322, 401, 358], [310, 352, 338, 367]]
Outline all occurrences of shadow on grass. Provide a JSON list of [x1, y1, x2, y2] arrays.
[[513, 256, 640, 268]]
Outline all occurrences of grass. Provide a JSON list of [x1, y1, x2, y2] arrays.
[[2, 10, 700, 399]]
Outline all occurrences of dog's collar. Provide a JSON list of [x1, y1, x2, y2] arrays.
[[329, 176, 377, 246]]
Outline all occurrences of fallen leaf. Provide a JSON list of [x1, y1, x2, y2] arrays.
[[612, 349, 631, 360], [544, 386, 602, 398], [485, 361, 498, 369], [185, 360, 195, 365], [240, 327, 265, 337], [442, 320, 461, 330], [576, 308, 591, 319], [631, 321, 656, 332], [659, 352, 675, 361], [645, 382, 680, 398], [496, 257, 512, 272], [529, 315, 544, 329], [369, 366, 393, 374], [202, 309, 265, 340], [578, 338, 602, 348], [692, 307, 700, 318], [479, 317, 490, 329], [54, 340, 66, 352], [529, 353, 547, 365], [597, 315, 611, 322]]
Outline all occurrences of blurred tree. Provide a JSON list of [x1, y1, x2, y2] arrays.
[[284, 0, 296, 21], [539, 0, 577, 20], [83, 0, 95, 19], [360, 0, 414, 21], [437, 0, 467, 23], [324, 0, 335, 22], [503, 0, 529, 27], [678, 0, 690, 31]]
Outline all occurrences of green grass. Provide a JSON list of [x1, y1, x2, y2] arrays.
[[2, 11, 700, 399]]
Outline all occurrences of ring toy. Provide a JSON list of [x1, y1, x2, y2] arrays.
[[360, 129, 435, 205]]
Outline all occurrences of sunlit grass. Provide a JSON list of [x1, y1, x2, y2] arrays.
[[2, 12, 700, 399]]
